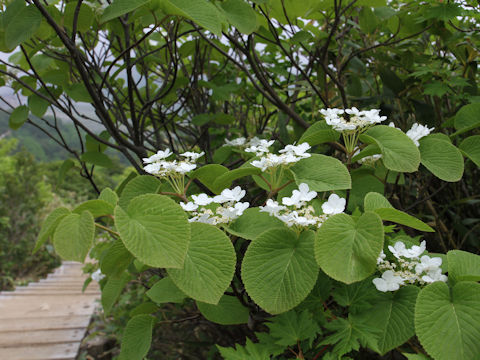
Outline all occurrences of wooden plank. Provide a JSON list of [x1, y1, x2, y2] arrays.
[[0, 329, 85, 346], [0, 315, 91, 332], [0, 343, 79, 360]]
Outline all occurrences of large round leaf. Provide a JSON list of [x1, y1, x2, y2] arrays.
[[315, 212, 384, 284], [360, 125, 420, 173], [290, 154, 351, 191], [459, 135, 480, 168], [241, 229, 319, 314], [454, 103, 480, 130], [196, 295, 249, 325], [419, 137, 464, 182], [447, 250, 480, 284], [34, 207, 70, 253], [225, 207, 286, 240], [118, 175, 161, 208], [119, 315, 154, 360], [168, 222, 236, 304], [114, 194, 190, 269], [53, 211, 94, 262], [415, 281, 480, 360]]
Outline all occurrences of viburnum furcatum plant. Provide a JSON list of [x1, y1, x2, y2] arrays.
[[37, 108, 480, 360]]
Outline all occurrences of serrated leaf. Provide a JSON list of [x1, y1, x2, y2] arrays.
[[447, 250, 480, 284], [242, 229, 319, 314], [129, 302, 158, 317], [332, 278, 381, 314], [65, 83, 92, 102], [100, 240, 134, 278], [374, 208, 434, 232], [99, 187, 119, 207], [315, 212, 384, 284], [360, 125, 420, 173], [102, 273, 130, 315], [64, 2, 94, 32], [146, 277, 186, 304], [101, 0, 150, 22], [73, 199, 114, 218], [267, 310, 321, 347], [225, 207, 286, 240], [221, 0, 257, 34], [290, 154, 351, 192], [115, 194, 190, 268], [118, 175, 161, 208], [415, 281, 480, 360], [28, 94, 49, 117], [217, 338, 273, 360], [459, 135, 480, 168], [5, 5, 42, 49], [419, 137, 464, 182], [53, 211, 94, 262], [196, 295, 249, 325], [168, 222, 236, 304], [119, 315, 154, 360], [364, 192, 393, 211], [9, 105, 29, 130], [34, 207, 70, 253]]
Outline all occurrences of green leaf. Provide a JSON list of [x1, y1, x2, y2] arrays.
[[101, 273, 130, 315], [34, 207, 70, 253], [73, 199, 114, 218], [267, 310, 321, 346], [9, 106, 29, 130], [196, 295, 249, 325], [5, 5, 42, 49], [447, 250, 480, 284], [459, 135, 480, 168], [290, 154, 351, 192], [101, 0, 151, 22], [65, 83, 92, 102], [80, 151, 114, 168], [298, 121, 340, 146], [218, 338, 274, 360], [57, 159, 75, 187], [163, 0, 225, 36], [129, 302, 158, 317], [85, 132, 109, 153], [332, 278, 381, 314], [118, 175, 161, 209], [361, 286, 419, 355], [360, 125, 420, 173], [415, 281, 480, 360], [419, 137, 464, 182], [64, 2, 94, 32], [115, 194, 190, 268], [359, 7, 377, 33], [363, 192, 393, 211], [454, 103, 480, 131], [28, 94, 49, 117], [242, 229, 319, 314], [220, 0, 257, 34], [315, 212, 384, 284], [119, 315, 155, 360], [168, 222, 236, 304], [53, 211, 95, 262], [348, 172, 384, 212], [212, 167, 262, 193], [423, 3, 462, 22], [374, 208, 434, 232], [100, 240, 134, 278], [146, 277, 186, 304], [225, 207, 286, 240], [99, 187, 119, 207], [189, 164, 229, 193]]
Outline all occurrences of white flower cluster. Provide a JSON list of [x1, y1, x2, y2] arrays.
[[259, 184, 346, 228], [373, 240, 447, 292], [224, 136, 268, 148], [143, 149, 204, 176], [91, 269, 105, 282], [180, 186, 249, 225], [251, 142, 311, 171], [320, 107, 387, 132], [389, 122, 434, 147]]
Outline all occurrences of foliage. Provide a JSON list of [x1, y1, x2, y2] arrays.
[[2, 0, 480, 359]]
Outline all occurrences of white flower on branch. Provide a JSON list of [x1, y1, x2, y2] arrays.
[[192, 193, 213, 206], [405, 123, 434, 146], [321, 194, 346, 215], [142, 149, 173, 163]]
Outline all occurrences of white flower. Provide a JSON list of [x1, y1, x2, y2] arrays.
[[192, 193, 213, 206], [406, 123, 434, 146], [422, 268, 448, 283], [279, 143, 311, 159], [389, 241, 426, 259], [282, 191, 303, 207], [160, 160, 178, 172], [225, 137, 246, 146], [372, 270, 405, 292], [91, 269, 105, 282], [181, 151, 204, 161], [144, 162, 161, 174], [142, 149, 173, 163], [377, 250, 386, 264], [259, 199, 286, 216], [321, 194, 346, 215], [415, 255, 442, 274], [180, 202, 198, 212], [214, 186, 246, 203], [282, 183, 317, 208], [245, 139, 275, 156], [247, 136, 263, 146], [291, 212, 317, 226], [320, 108, 387, 132], [251, 157, 269, 171], [219, 202, 250, 221], [175, 162, 197, 174], [190, 212, 215, 224]]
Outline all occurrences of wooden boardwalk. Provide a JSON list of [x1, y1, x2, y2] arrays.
[[0, 262, 100, 360]]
